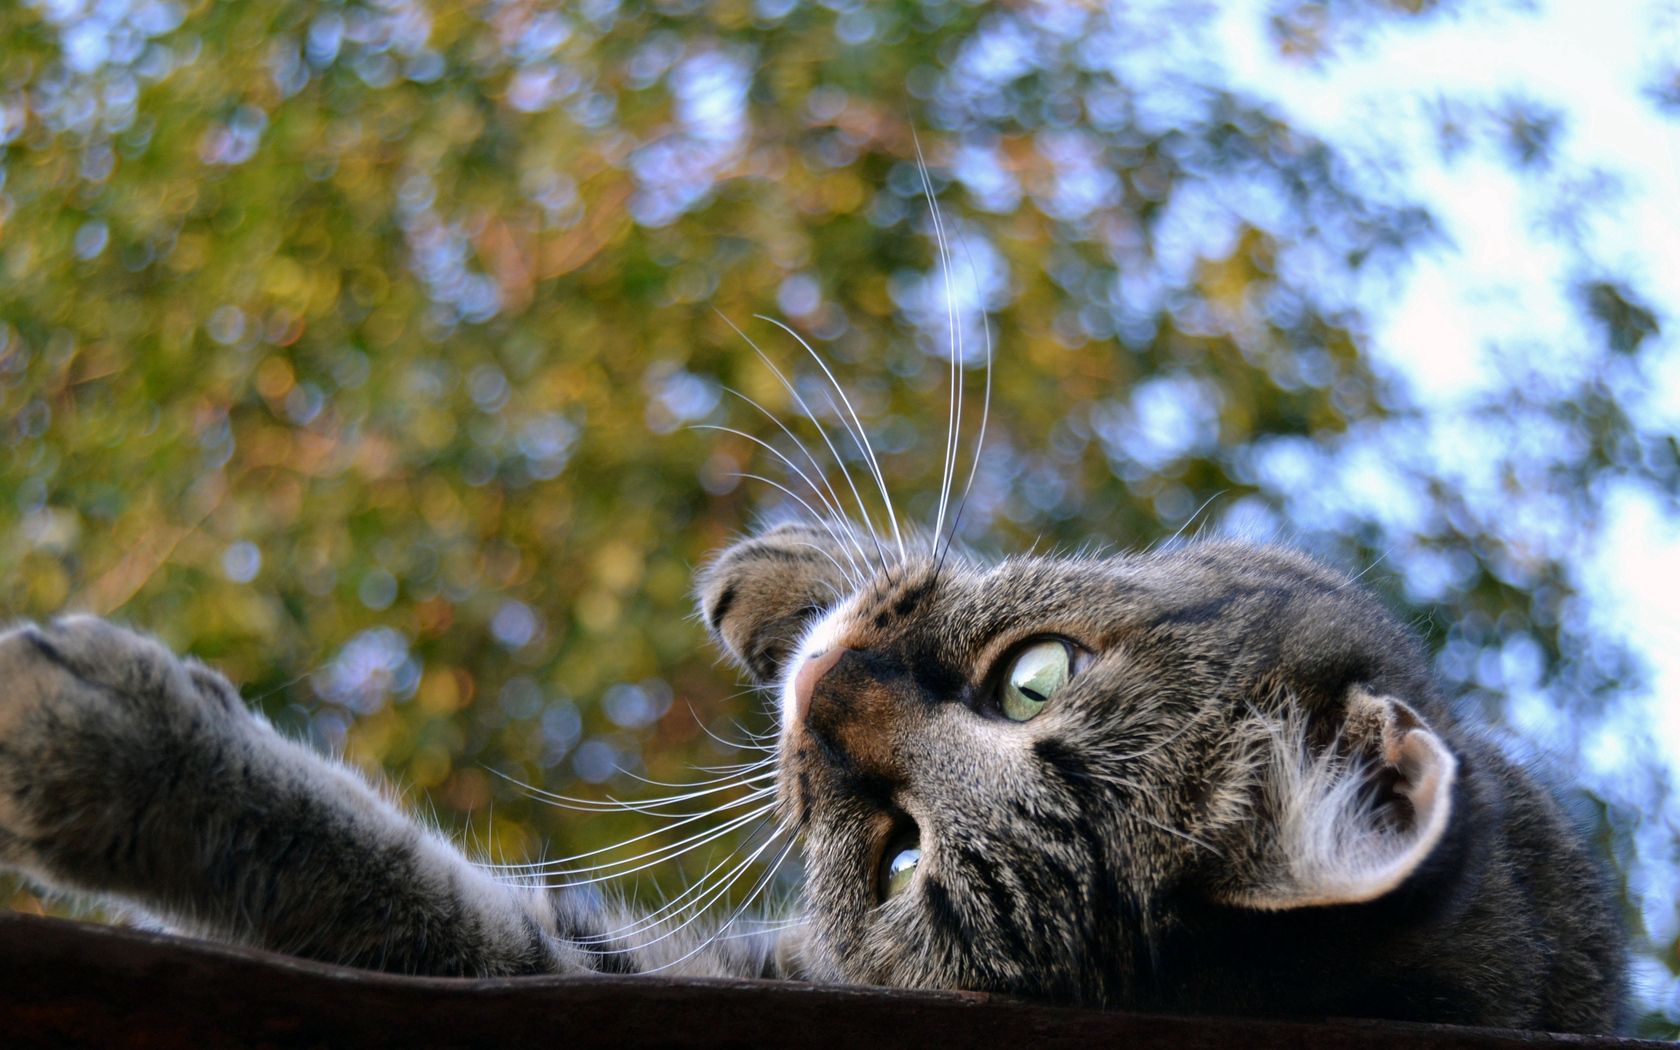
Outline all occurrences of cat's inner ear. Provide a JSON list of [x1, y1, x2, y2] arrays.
[[696, 523, 858, 685], [1225, 689, 1458, 911]]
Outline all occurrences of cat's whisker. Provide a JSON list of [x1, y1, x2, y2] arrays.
[[632, 833, 799, 970], [574, 815, 787, 944], [587, 776, 778, 818], [718, 385, 875, 574], [688, 753, 781, 775], [483, 790, 778, 877], [726, 472, 865, 587], [486, 764, 776, 816], [614, 828, 797, 965], [716, 309, 891, 571], [615, 753, 779, 791], [693, 423, 871, 578], [486, 784, 776, 868], [517, 803, 772, 887], [911, 132, 963, 554], [754, 315, 905, 568], [689, 707, 782, 756], [520, 801, 779, 885], [1157, 490, 1230, 552], [1349, 545, 1397, 584], [939, 219, 996, 571], [529, 777, 777, 822], [714, 915, 808, 940], [245, 666, 324, 707]]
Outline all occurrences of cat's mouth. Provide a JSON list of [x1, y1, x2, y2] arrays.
[[876, 814, 921, 903]]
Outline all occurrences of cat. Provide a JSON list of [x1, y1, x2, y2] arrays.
[[0, 519, 1628, 1031]]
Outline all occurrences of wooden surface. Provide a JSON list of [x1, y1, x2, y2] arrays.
[[0, 913, 1668, 1049]]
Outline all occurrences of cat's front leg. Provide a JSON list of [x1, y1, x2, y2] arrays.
[[0, 616, 580, 975]]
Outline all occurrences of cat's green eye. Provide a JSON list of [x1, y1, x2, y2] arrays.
[[879, 824, 921, 902], [883, 846, 920, 899], [1000, 639, 1073, 721]]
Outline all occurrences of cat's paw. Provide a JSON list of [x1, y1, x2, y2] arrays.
[[0, 616, 252, 872]]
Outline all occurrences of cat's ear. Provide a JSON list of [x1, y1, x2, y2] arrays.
[[695, 522, 858, 685], [1224, 688, 1457, 911]]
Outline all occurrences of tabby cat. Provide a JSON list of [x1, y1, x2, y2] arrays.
[[0, 516, 1626, 1030]]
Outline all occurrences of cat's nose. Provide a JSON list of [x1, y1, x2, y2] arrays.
[[791, 647, 848, 724]]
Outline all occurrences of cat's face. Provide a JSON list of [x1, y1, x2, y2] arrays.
[[697, 522, 1461, 1002]]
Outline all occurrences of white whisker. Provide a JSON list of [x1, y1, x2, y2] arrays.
[[487, 764, 776, 817], [486, 791, 777, 877], [719, 384, 876, 575], [695, 424, 870, 579], [912, 131, 964, 551], [629, 831, 797, 968], [482, 783, 776, 873], [716, 309, 892, 571], [577, 817, 788, 945], [524, 801, 778, 886], [755, 315, 906, 567], [727, 471, 864, 588], [941, 218, 997, 566]]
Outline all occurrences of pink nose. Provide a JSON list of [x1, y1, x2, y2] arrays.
[[791, 647, 847, 723]]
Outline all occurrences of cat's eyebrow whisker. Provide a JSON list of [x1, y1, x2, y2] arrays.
[[645, 830, 799, 967], [594, 824, 786, 947], [635, 840, 799, 967], [716, 310, 895, 572], [694, 425, 869, 578], [754, 315, 905, 568], [1104, 717, 1205, 766], [939, 218, 996, 572], [725, 472, 865, 587], [1126, 805, 1226, 858], [1156, 490, 1229, 552], [718, 385, 875, 574], [696, 425, 871, 579], [911, 132, 963, 559], [783, 558, 845, 608]]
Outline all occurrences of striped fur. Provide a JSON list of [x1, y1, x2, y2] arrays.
[[0, 531, 1627, 1031]]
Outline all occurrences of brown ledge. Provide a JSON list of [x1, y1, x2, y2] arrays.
[[0, 913, 1665, 1049]]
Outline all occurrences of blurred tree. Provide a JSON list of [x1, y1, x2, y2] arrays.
[[0, 0, 1673, 1032]]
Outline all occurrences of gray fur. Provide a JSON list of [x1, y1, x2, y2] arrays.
[[0, 529, 1626, 1031]]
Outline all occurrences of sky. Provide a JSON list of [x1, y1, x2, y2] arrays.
[[1214, 0, 1680, 754]]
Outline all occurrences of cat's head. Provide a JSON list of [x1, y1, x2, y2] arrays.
[[696, 522, 1462, 1002]]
